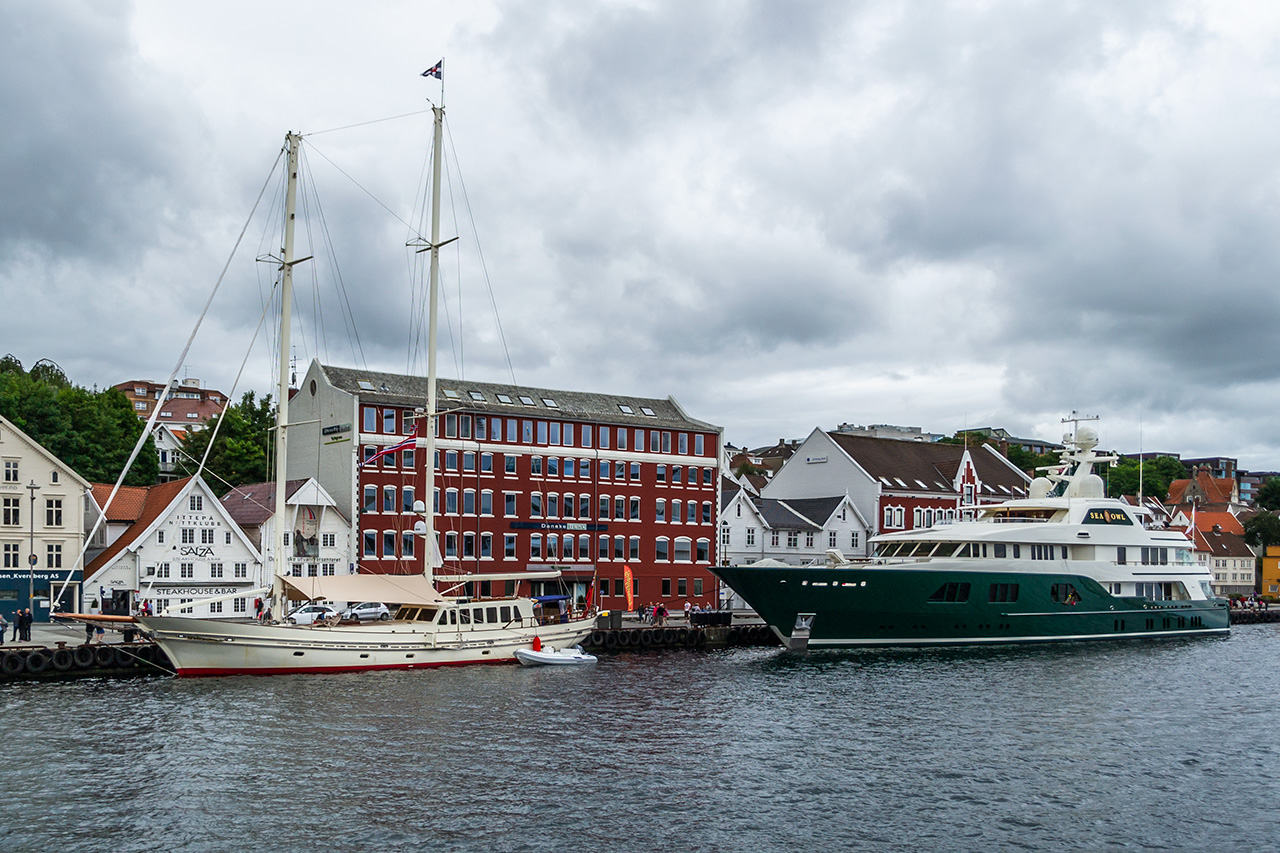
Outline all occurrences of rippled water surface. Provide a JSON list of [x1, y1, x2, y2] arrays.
[[4, 627, 1278, 852]]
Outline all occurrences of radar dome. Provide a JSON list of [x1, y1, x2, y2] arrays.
[[1072, 473, 1105, 498], [1029, 477, 1052, 498], [1075, 426, 1099, 450]]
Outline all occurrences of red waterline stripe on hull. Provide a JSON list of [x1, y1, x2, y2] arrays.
[[175, 658, 518, 677]]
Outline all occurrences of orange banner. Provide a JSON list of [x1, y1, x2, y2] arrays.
[[623, 565, 634, 612]]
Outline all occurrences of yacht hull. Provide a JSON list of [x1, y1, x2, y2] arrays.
[[714, 562, 1230, 649], [137, 615, 595, 676]]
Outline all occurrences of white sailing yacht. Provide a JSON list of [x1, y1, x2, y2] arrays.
[[136, 107, 596, 676]]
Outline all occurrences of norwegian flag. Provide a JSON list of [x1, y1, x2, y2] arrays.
[[363, 424, 419, 467], [422, 59, 443, 80]]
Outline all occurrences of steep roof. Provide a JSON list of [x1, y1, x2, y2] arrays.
[[1188, 510, 1245, 536], [1191, 527, 1255, 558], [748, 495, 845, 531], [320, 364, 716, 431], [1167, 470, 1236, 506], [84, 478, 193, 574], [221, 479, 308, 527], [90, 484, 151, 523], [826, 433, 1029, 496]]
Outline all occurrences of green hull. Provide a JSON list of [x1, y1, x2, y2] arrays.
[[714, 563, 1230, 648]]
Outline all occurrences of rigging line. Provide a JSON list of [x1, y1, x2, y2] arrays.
[[51, 146, 285, 611], [297, 149, 332, 367], [444, 147, 463, 379], [405, 118, 435, 375], [303, 108, 434, 137], [194, 285, 277, 477], [445, 118, 517, 384], [300, 140, 369, 367], [303, 138, 425, 239]]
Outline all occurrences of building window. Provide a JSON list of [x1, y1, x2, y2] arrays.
[[656, 499, 666, 522], [46, 543, 63, 568], [630, 497, 641, 520], [480, 533, 493, 558], [363, 485, 377, 513], [829, 531, 837, 548], [3, 543, 18, 567], [531, 534, 543, 559], [445, 532, 458, 558], [210, 563, 224, 578], [181, 528, 195, 545], [695, 435, 705, 455], [630, 536, 640, 560], [43, 497, 62, 526], [786, 531, 798, 548], [662, 578, 672, 596], [201, 529, 214, 544], [851, 531, 859, 549], [770, 530, 780, 547], [363, 531, 376, 557], [363, 407, 377, 432], [234, 563, 247, 578], [383, 409, 396, 434], [746, 528, 756, 547], [2, 497, 19, 526], [805, 532, 815, 548], [180, 562, 193, 578], [190, 495, 203, 511], [675, 537, 692, 562], [656, 538, 670, 561], [696, 539, 710, 562], [504, 534, 517, 559]]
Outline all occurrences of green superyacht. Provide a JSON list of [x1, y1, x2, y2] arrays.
[[714, 426, 1229, 649]]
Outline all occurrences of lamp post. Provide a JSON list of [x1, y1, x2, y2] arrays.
[[26, 479, 39, 619]]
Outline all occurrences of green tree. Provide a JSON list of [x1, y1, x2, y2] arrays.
[[0, 363, 158, 485], [177, 391, 275, 496], [1105, 456, 1187, 500], [1245, 512, 1280, 552], [1255, 478, 1280, 512]]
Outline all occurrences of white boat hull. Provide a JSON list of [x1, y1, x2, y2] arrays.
[[137, 615, 595, 677], [514, 646, 597, 666]]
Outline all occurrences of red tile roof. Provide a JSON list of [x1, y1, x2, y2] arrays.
[[85, 478, 193, 576], [90, 483, 151, 522]]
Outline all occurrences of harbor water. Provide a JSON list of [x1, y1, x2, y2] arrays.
[[4, 626, 1279, 852]]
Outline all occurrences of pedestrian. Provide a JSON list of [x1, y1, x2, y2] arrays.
[[684, 600, 692, 623], [0, 611, 7, 644], [95, 624, 105, 643], [85, 620, 94, 644], [19, 609, 31, 642]]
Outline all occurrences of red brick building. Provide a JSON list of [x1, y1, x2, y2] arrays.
[[287, 361, 723, 609]]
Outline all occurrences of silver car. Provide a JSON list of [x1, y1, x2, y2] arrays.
[[341, 601, 391, 622], [286, 604, 340, 625]]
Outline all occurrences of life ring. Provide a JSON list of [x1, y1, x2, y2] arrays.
[[94, 645, 116, 668], [73, 645, 95, 668], [1, 651, 24, 675], [51, 648, 74, 671], [24, 650, 50, 674]]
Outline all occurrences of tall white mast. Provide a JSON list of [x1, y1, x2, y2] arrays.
[[421, 105, 445, 586], [271, 132, 301, 618]]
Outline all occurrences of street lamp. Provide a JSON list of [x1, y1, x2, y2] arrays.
[[26, 479, 39, 619]]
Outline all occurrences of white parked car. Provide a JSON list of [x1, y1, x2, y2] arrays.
[[286, 604, 340, 625], [341, 601, 391, 622]]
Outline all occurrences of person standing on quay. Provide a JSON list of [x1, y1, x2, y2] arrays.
[[0, 611, 7, 644], [21, 608, 32, 642], [684, 600, 692, 623]]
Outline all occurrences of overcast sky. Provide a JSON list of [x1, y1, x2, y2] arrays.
[[5, 1, 1280, 468]]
